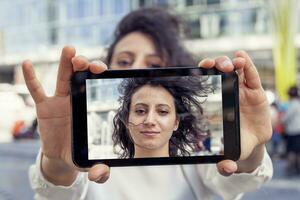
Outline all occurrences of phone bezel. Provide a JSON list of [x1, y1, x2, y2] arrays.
[[71, 67, 240, 167]]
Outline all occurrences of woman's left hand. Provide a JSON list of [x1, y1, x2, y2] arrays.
[[199, 50, 272, 176]]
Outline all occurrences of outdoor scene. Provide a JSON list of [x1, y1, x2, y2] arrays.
[[0, 0, 300, 199]]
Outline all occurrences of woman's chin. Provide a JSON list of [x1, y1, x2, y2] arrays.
[[134, 142, 169, 158]]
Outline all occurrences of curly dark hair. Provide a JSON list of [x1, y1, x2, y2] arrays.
[[112, 76, 213, 158], [106, 7, 196, 67]]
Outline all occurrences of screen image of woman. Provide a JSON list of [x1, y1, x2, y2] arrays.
[[86, 75, 223, 159]]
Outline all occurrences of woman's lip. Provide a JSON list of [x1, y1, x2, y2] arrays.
[[140, 131, 160, 135]]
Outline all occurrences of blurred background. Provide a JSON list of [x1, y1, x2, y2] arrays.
[[0, 0, 300, 199]]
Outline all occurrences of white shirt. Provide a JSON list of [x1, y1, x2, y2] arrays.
[[29, 149, 273, 200]]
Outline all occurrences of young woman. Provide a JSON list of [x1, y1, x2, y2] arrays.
[[24, 7, 273, 200], [112, 76, 212, 158]]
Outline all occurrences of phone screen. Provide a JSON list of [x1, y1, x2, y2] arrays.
[[85, 75, 224, 160]]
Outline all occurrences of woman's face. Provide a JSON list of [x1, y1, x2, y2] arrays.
[[110, 31, 165, 69], [127, 85, 179, 157]]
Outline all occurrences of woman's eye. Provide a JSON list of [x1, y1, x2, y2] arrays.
[[117, 60, 131, 67], [158, 110, 169, 115], [135, 109, 146, 115], [149, 64, 162, 68]]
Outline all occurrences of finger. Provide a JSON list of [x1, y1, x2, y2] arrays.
[[216, 160, 238, 177], [232, 57, 246, 86], [71, 55, 90, 72], [235, 50, 261, 89], [214, 56, 235, 73], [89, 60, 108, 74], [22, 60, 46, 104], [55, 46, 76, 97], [232, 57, 246, 70], [198, 58, 215, 69], [88, 164, 110, 184]]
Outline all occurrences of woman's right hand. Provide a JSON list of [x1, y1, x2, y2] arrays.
[[22, 46, 110, 186]]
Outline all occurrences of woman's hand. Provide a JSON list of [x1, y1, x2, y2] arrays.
[[22, 46, 110, 185], [198, 50, 272, 176]]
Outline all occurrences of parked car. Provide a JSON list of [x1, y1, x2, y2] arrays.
[[0, 84, 35, 142]]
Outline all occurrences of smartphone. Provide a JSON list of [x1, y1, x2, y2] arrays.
[[71, 67, 240, 167]]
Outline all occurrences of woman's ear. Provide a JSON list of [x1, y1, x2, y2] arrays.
[[173, 118, 179, 131]]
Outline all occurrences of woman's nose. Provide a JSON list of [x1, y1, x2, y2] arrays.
[[143, 111, 156, 125], [132, 58, 147, 69]]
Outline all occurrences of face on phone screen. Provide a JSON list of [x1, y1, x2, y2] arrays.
[[85, 75, 224, 160]]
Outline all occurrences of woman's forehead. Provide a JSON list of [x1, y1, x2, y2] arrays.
[[113, 32, 157, 55], [131, 85, 174, 105]]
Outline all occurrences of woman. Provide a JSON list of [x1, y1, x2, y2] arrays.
[[112, 76, 212, 158], [24, 7, 272, 200], [282, 86, 300, 175]]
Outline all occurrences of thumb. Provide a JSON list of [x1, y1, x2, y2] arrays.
[[217, 160, 238, 177], [88, 164, 110, 184]]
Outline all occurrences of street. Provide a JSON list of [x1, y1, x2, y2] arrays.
[[243, 158, 300, 200], [0, 140, 39, 200], [0, 140, 300, 200]]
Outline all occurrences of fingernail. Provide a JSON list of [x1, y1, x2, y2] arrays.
[[221, 60, 232, 68], [223, 166, 234, 174], [91, 60, 106, 68], [223, 167, 233, 174], [95, 175, 103, 182]]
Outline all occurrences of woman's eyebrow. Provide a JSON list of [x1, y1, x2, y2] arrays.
[[134, 103, 148, 107], [115, 51, 134, 57], [134, 103, 171, 107], [156, 104, 171, 109], [146, 54, 162, 59]]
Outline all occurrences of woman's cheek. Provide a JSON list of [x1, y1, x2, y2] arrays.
[[158, 116, 177, 131], [128, 114, 144, 125]]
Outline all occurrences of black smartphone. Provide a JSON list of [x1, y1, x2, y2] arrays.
[[71, 67, 240, 167]]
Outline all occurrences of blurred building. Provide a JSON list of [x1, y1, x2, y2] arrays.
[[0, 0, 130, 54], [131, 0, 289, 88], [0, 0, 299, 90], [0, 0, 131, 93]]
